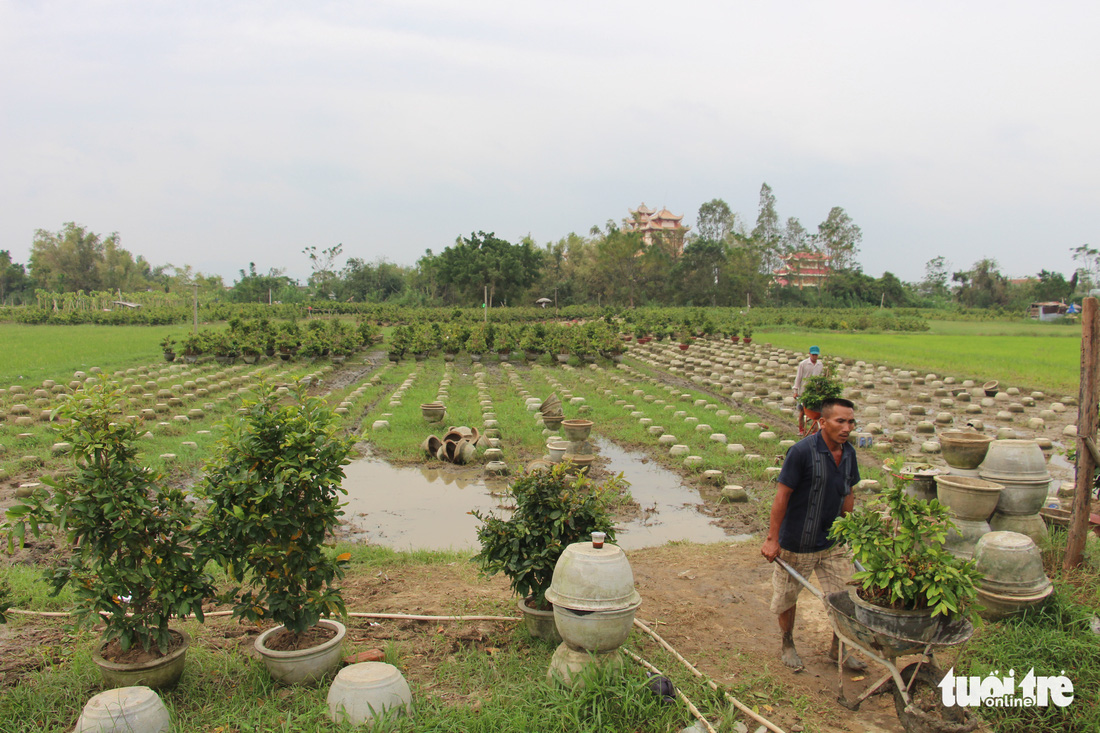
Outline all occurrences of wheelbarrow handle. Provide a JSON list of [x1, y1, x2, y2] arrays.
[[774, 557, 824, 600]]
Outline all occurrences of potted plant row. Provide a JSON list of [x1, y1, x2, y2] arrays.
[[3, 386, 215, 689], [2, 380, 355, 689]]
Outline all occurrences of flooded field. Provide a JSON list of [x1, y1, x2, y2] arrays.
[[340, 438, 735, 551]]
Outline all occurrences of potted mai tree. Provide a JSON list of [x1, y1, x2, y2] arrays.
[[195, 380, 354, 685], [830, 458, 982, 640], [2, 386, 214, 689], [160, 335, 176, 362], [471, 463, 621, 642]]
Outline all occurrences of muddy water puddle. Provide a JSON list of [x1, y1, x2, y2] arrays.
[[341, 439, 739, 551]]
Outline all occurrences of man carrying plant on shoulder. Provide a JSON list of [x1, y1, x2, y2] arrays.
[[793, 345, 824, 434], [760, 397, 866, 672]]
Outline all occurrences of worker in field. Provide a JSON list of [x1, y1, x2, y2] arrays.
[[760, 397, 866, 672], [793, 346, 824, 434]]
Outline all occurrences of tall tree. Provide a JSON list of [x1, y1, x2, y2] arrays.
[[674, 239, 726, 306], [750, 183, 782, 274], [1071, 244, 1098, 293], [781, 216, 810, 255], [953, 258, 1009, 308], [230, 263, 297, 303], [920, 256, 952, 299], [29, 222, 118, 292], [589, 225, 664, 307], [303, 244, 344, 300], [695, 199, 737, 244], [0, 250, 29, 303], [435, 231, 541, 306], [1031, 270, 1074, 303], [815, 206, 862, 272]]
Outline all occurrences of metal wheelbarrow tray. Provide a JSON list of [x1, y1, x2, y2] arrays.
[[776, 557, 979, 733]]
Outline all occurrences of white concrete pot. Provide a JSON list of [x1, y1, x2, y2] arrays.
[[327, 662, 412, 725], [75, 686, 170, 732], [255, 619, 346, 686]]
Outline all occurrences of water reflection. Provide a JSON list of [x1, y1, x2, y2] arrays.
[[341, 440, 738, 551]]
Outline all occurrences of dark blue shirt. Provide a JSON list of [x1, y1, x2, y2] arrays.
[[777, 432, 860, 553]]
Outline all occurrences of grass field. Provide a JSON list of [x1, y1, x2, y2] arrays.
[[0, 324, 196, 386], [758, 319, 1082, 396]]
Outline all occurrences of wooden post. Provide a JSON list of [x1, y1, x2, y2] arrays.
[[192, 284, 199, 335], [1066, 296, 1099, 570]]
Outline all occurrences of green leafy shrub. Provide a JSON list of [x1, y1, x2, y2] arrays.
[[196, 381, 353, 635], [830, 460, 981, 619], [3, 386, 213, 653], [471, 463, 621, 609], [799, 365, 844, 410]]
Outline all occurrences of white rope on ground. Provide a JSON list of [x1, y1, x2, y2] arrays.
[[634, 617, 787, 733], [8, 607, 522, 623], [622, 648, 718, 733]]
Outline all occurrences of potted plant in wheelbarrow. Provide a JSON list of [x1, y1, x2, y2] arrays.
[[2, 386, 215, 690], [829, 458, 982, 642], [471, 463, 622, 642], [195, 379, 354, 685]]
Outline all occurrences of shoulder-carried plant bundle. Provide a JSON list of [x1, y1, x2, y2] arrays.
[[800, 363, 844, 410], [829, 458, 982, 620], [196, 380, 353, 636], [471, 463, 621, 610], [3, 385, 213, 654]]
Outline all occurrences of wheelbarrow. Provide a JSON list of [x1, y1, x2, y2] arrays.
[[776, 557, 978, 733]]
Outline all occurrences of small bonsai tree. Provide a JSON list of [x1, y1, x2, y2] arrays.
[[195, 381, 353, 637], [3, 386, 213, 654], [471, 464, 622, 610], [830, 458, 982, 619]]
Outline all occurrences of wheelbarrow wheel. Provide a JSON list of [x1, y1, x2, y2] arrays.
[[893, 662, 978, 733]]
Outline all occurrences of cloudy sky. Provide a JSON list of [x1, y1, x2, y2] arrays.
[[1, 1, 1096, 285]]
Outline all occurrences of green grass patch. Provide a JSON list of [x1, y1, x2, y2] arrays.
[[0, 323, 199, 386], [757, 319, 1080, 396]]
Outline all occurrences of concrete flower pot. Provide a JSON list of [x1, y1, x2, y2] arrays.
[[92, 629, 190, 691], [255, 619, 346, 686], [934, 475, 1003, 521]]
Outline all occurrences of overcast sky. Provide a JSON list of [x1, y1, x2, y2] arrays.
[[1, 1, 1097, 285]]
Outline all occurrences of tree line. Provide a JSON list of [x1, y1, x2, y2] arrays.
[[2, 186, 1089, 313]]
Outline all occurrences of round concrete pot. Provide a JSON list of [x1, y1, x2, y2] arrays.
[[75, 686, 170, 732], [518, 597, 562, 643], [255, 619, 346, 686], [92, 629, 190, 691], [992, 478, 1051, 516], [973, 531, 1051, 597], [553, 602, 641, 652], [327, 662, 412, 725], [938, 431, 993, 470], [561, 419, 593, 442], [989, 511, 1049, 546], [851, 592, 937, 642], [934, 475, 1003, 521]]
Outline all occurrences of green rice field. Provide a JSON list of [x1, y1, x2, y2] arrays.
[[759, 319, 1081, 396], [0, 324, 194, 385]]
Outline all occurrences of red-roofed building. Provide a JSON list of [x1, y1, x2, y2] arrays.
[[626, 203, 690, 255], [774, 251, 830, 289]]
